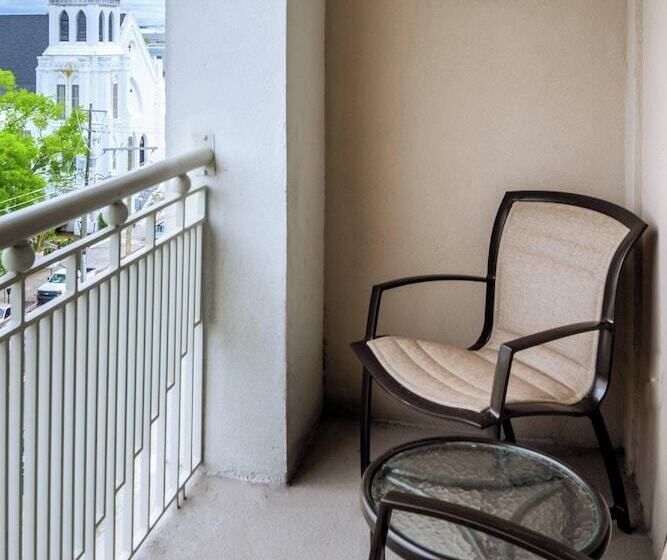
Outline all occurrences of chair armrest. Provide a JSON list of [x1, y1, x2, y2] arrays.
[[370, 491, 588, 560], [489, 321, 613, 417], [365, 275, 490, 339]]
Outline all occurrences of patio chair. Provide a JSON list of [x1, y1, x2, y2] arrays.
[[352, 191, 647, 534], [369, 491, 592, 560]]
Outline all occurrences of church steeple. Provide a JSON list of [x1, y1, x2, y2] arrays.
[[48, 0, 122, 47]]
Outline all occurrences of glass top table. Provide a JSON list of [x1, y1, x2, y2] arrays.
[[362, 438, 611, 560]]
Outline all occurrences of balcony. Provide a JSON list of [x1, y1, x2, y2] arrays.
[[0, 140, 657, 558], [2, 1, 667, 559]]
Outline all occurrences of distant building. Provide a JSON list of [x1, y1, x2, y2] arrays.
[[0, 0, 165, 184], [141, 25, 166, 62], [0, 14, 49, 92]]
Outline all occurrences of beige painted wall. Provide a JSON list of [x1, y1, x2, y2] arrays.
[[325, 0, 629, 444], [636, 0, 667, 553]]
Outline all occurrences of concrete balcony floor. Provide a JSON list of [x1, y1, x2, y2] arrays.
[[136, 419, 655, 559]]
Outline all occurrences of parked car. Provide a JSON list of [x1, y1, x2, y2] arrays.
[[37, 269, 67, 305], [37, 267, 96, 305], [0, 303, 10, 325]]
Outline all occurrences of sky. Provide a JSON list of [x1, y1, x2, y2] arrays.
[[0, 0, 165, 25]]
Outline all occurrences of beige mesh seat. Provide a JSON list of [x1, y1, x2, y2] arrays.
[[351, 191, 646, 534], [367, 336, 586, 412]]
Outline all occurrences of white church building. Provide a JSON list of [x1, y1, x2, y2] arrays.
[[35, 0, 165, 182]]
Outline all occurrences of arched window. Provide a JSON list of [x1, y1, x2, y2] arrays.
[[139, 135, 147, 166], [108, 13, 114, 42], [59, 11, 69, 42], [76, 10, 86, 42], [99, 11, 105, 41]]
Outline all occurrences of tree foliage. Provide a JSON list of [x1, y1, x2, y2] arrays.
[[0, 69, 87, 214]]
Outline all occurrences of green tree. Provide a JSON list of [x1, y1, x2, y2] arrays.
[[0, 69, 87, 214]]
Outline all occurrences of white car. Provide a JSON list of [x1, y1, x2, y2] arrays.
[[36, 266, 96, 305], [0, 303, 10, 325], [37, 268, 67, 305]]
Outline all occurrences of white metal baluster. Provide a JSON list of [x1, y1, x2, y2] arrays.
[[193, 224, 204, 466], [174, 231, 183, 391], [165, 240, 177, 500], [73, 292, 88, 559], [150, 248, 162, 422], [178, 230, 192, 487], [96, 282, 109, 527], [37, 317, 52, 560], [23, 323, 38, 560], [143, 249, 154, 443], [164, 239, 177, 503], [180, 230, 191, 359], [137, 252, 153, 543], [170, 235, 183, 497], [184, 229, 196, 474], [153, 243, 170, 521], [134, 260, 146, 456], [145, 238, 159, 532], [143, 245, 166, 529], [85, 287, 100, 559], [191, 228, 198, 469], [103, 273, 119, 560], [115, 269, 128, 493], [62, 298, 76, 560], [7, 277, 24, 560], [194, 223, 203, 328], [50, 308, 64, 560], [166, 239, 176, 391], [0, 340, 6, 560], [8, 332, 22, 560], [123, 264, 138, 554], [193, 321, 204, 469]]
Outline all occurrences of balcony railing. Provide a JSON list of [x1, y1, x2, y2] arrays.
[[0, 146, 214, 559]]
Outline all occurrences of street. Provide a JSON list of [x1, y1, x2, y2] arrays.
[[3, 222, 146, 309]]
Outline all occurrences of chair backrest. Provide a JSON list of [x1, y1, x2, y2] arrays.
[[481, 192, 646, 402]]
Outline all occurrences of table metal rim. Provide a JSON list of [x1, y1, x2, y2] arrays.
[[361, 436, 612, 559]]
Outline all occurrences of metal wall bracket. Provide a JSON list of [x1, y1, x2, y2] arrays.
[[197, 133, 217, 177]]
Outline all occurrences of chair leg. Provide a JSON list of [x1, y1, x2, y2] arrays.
[[589, 409, 634, 533], [502, 419, 516, 443], [368, 531, 385, 560], [361, 368, 373, 476], [487, 423, 502, 441]]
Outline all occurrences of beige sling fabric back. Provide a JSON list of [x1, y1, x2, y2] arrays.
[[484, 201, 629, 400], [367, 200, 629, 412]]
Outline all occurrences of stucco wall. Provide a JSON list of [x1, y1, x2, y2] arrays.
[[286, 0, 326, 477], [637, 0, 667, 553], [325, 0, 629, 444], [167, 0, 325, 483]]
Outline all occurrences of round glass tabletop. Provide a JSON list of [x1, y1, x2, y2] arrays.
[[362, 438, 611, 560]]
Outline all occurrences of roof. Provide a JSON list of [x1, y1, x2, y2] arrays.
[[0, 15, 49, 92]]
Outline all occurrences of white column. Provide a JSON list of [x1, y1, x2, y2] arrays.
[[166, 0, 325, 483]]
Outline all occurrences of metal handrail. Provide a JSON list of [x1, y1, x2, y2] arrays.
[[0, 146, 214, 252]]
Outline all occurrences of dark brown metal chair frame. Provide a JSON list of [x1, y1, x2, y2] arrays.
[[352, 191, 647, 534], [369, 491, 594, 560]]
